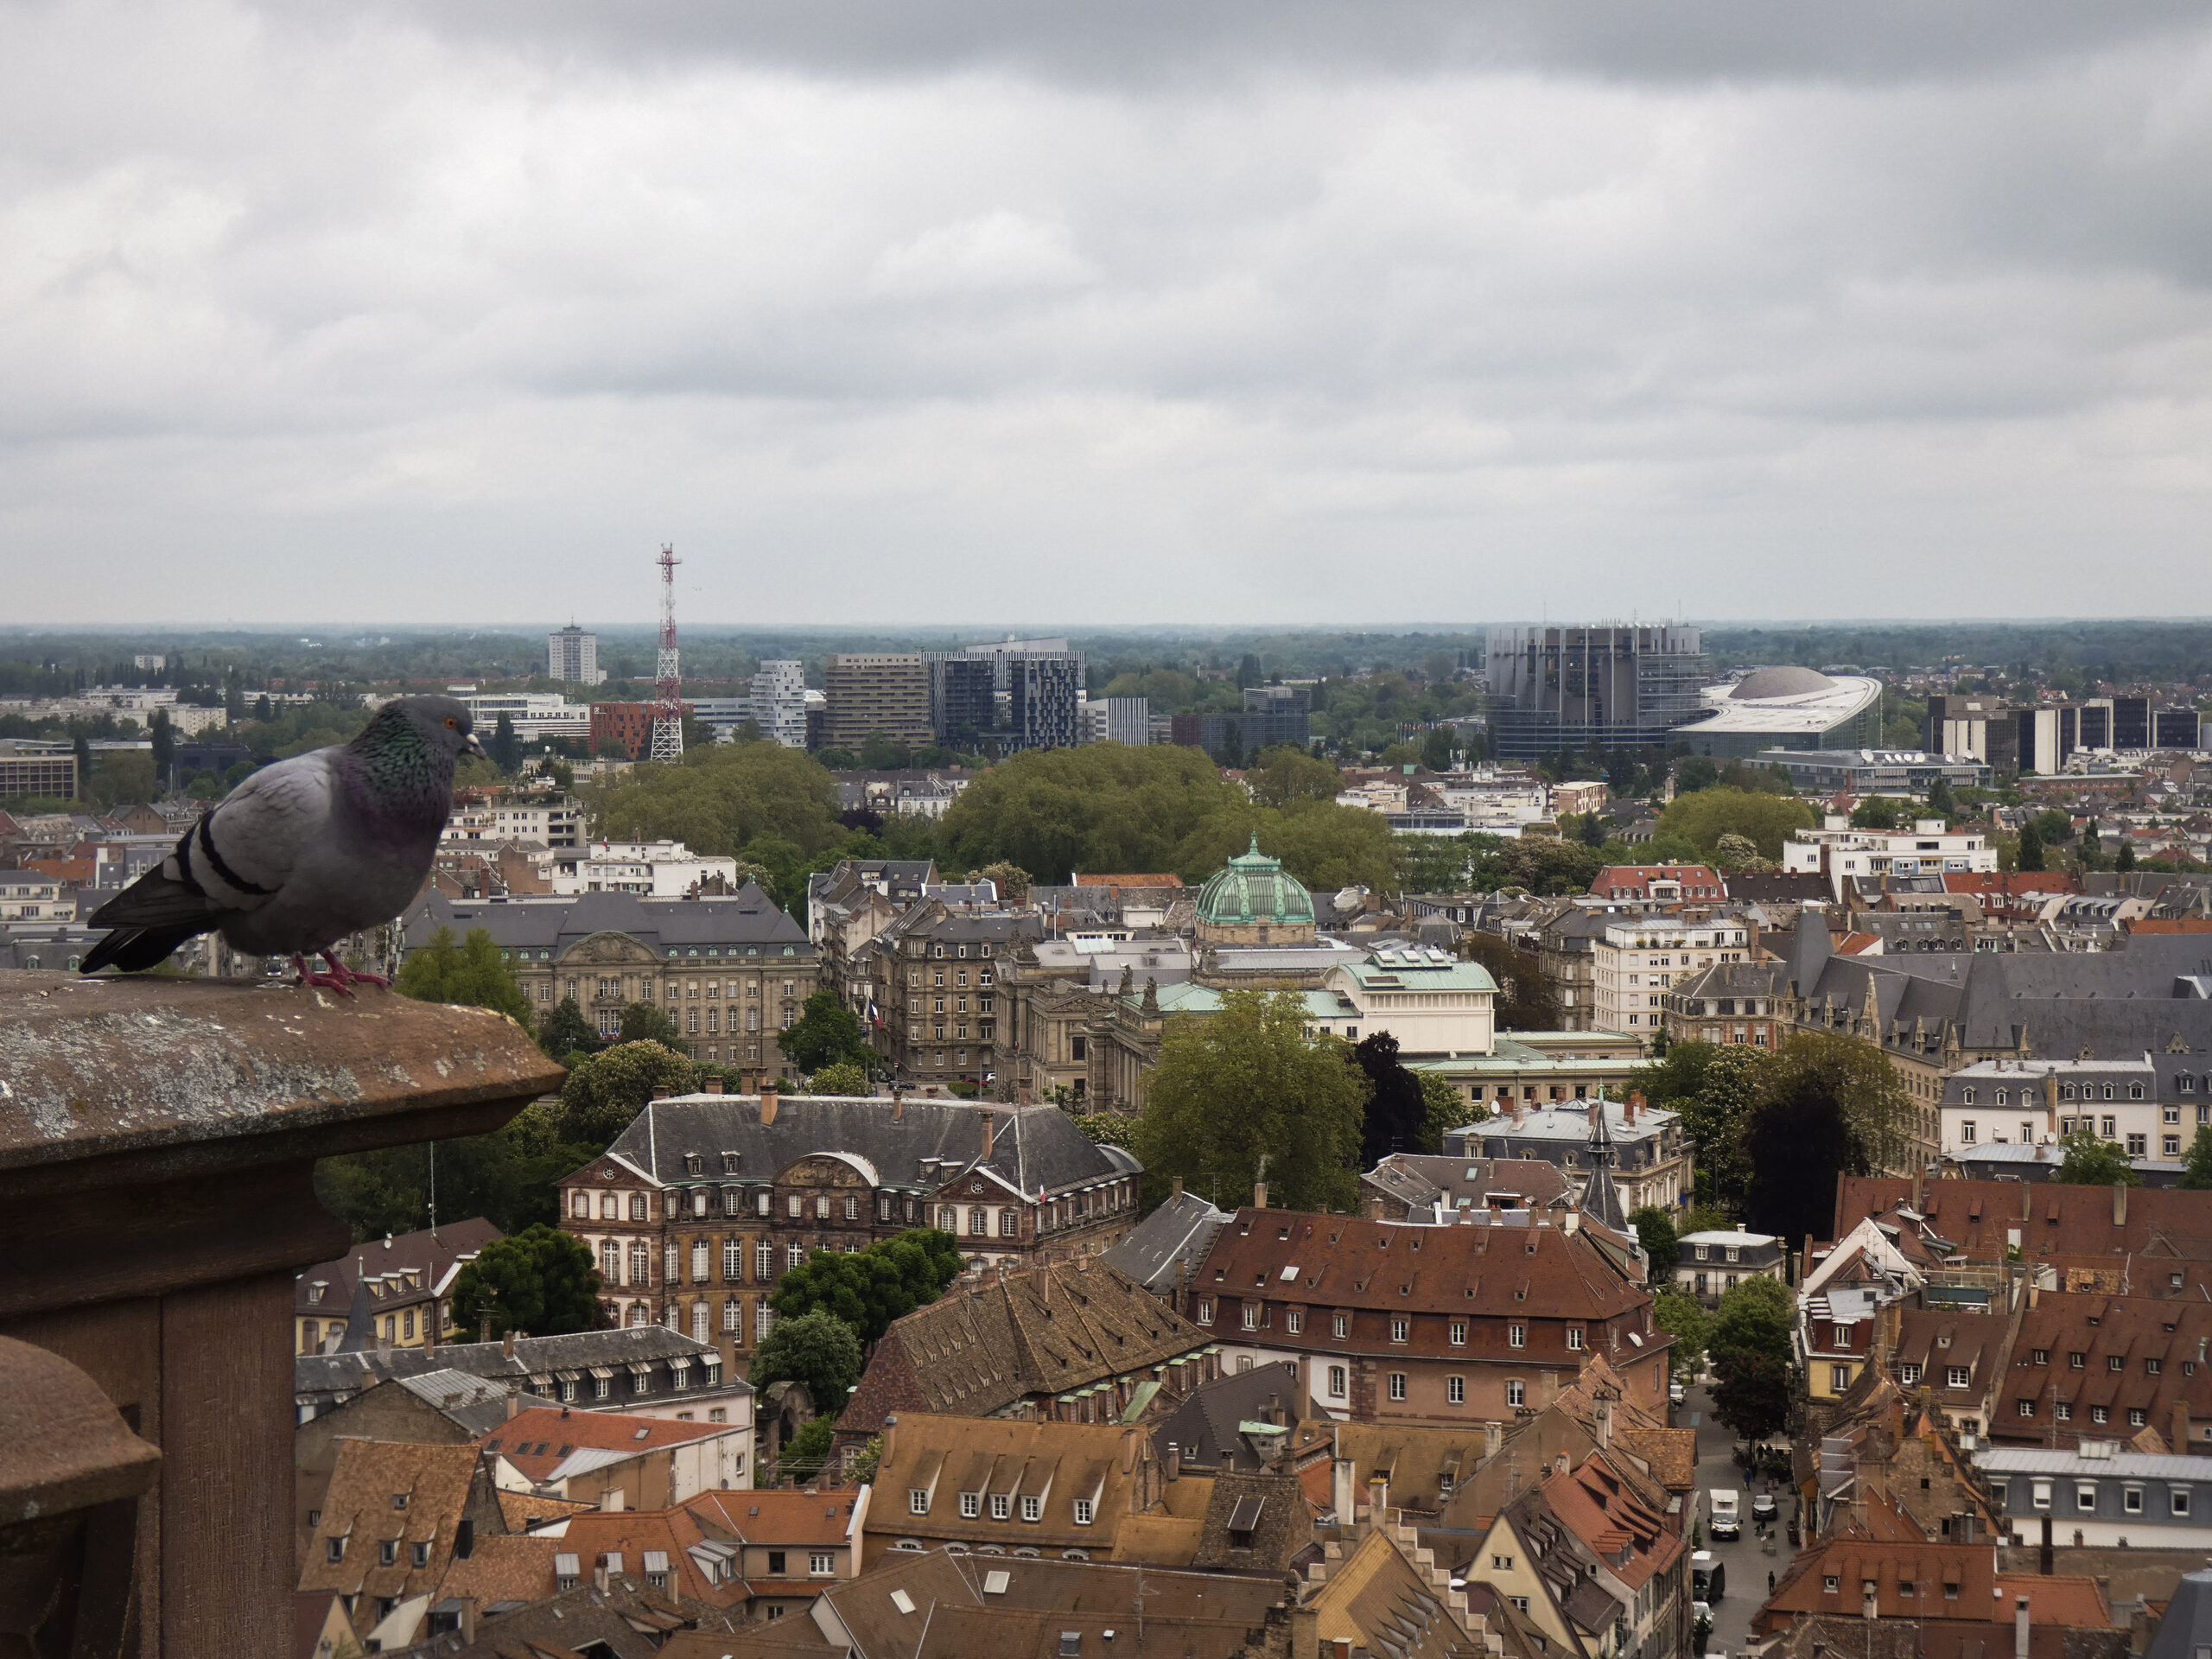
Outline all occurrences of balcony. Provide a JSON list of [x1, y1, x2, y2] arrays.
[[0, 972, 563, 1656]]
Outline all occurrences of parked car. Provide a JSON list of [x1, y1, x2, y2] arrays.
[[1751, 1493, 1778, 1525], [1670, 1380, 1686, 1405]]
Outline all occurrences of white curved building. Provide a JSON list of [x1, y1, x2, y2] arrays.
[[1675, 666, 1885, 758]]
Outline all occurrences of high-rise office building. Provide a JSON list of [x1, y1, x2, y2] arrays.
[[821, 655, 932, 753], [2113, 696, 2151, 751], [2154, 708, 2202, 752], [957, 637, 1087, 753], [1085, 696, 1150, 746], [1240, 685, 1312, 752], [1484, 626, 1707, 760], [2077, 699, 2113, 750], [547, 626, 606, 685], [926, 655, 996, 747]]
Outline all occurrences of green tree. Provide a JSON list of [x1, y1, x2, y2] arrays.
[[556, 1040, 697, 1146], [1070, 1112, 1138, 1147], [590, 741, 846, 868], [1419, 1072, 1479, 1145], [1652, 1288, 1711, 1373], [2054, 1128, 2139, 1187], [1739, 1034, 1909, 1243], [779, 990, 878, 1074], [1456, 933, 1564, 1028], [1352, 1032, 1433, 1162], [449, 1224, 601, 1340], [539, 995, 601, 1059], [1656, 788, 1816, 861], [617, 1001, 685, 1046], [748, 1306, 864, 1409], [2117, 840, 2137, 873], [1421, 727, 1457, 772], [2179, 1127, 2212, 1191], [72, 733, 92, 799], [1248, 746, 1344, 810], [313, 1100, 601, 1239], [1634, 1040, 1768, 1211], [772, 1415, 838, 1484], [87, 750, 157, 810], [809, 1058, 871, 1096], [2018, 822, 2046, 872], [1709, 1346, 1791, 1446], [1927, 776, 1956, 819], [1710, 1274, 1795, 1368], [396, 926, 534, 1026], [149, 709, 175, 785], [488, 712, 524, 772], [975, 861, 1033, 904], [770, 1230, 965, 1344], [1630, 1205, 1679, 1277], [1131, 990, 1368, 1213], [1849, 796, 1905, 830]]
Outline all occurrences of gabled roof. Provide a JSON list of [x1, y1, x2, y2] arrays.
[[1148, 1362, 1300, 1474], [1100, 1190, 1230, 1294], [295, 1218, 502, 1319], [483, 1408, 735, 1484]]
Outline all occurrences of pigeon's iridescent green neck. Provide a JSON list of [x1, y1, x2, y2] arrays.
[[351, 708, 454, 826]]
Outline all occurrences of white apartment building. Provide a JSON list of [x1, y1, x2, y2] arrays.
[[547, 626, 607, 685], [441, 796, 587, 852], [1783, 815, 1996, 899], [1940, 1056, 2211, 1165], [0, 869, 75, 921], [1083, 695, 1150, 747], [445, 687, 592, 745], [550, 840, 741, 898], [1591, 918, 1753, 1050], [747, 661, 809, 748], [1319, 947, 1497, 1058]]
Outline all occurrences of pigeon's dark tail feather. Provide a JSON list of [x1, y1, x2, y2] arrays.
[[79, 924, 213, 976]]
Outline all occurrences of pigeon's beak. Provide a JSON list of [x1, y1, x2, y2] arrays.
[[465, 732, 488, 760]]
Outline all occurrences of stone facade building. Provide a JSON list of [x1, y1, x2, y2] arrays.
[[555, 1090, 1142, 1376], [854, 902, 1041, 1086], [403, 887, 819, 1072]]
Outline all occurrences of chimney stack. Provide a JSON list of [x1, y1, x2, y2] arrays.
[[501, 1329, 517, 1361], [652, 1086, 672, 1100], [2176, 1400, 2194, 1455], [2015, 1597, 2031, 1659], [892, 1087, 905, 1122], [1166, 1443, 1181, 1480], [760, 1084, 779, 1127], [505, 1389, 521, 1421], [1254, 1180, 1268, 1210], [1366, 1472, 1389, 1528], [981, 1112, 995, 1162], [1484, 1421, 1503, 1459], [2114, 1181, 2130, 1227], [1171, 1174, 1183, 1203], [703, 1077, 724, 1095], [1370, 1197, 1387, 1222], [1911, 1163, 1925, 1213]]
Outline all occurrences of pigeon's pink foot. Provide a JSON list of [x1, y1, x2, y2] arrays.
[[321, 950, 388, 989], [292, 953, 357, 997]]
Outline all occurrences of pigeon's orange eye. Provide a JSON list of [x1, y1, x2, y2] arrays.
[[446, 718, 458, 728]]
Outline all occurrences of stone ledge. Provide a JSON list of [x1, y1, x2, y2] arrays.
[[0, 973, 565, 1198]]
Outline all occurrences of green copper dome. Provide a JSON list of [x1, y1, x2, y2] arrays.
[[1196, 834, 1316, 929]]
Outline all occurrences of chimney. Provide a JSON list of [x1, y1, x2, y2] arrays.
[[1911, 1163, 1925, 1213], [1166, 1443, 1181, 1481], [1628, 1090, 1643, 1124], [1370, 1197, 1387, 1223], [1171, 1175, 1183, 1203], [1484, 1421, 1503, 1459], [703, 1077, 724, 1096], [1254, 1181, 1268, 1211], [892, 1088, 905, 1123], [1594, 1395, 1611, 1451], [505, 1389, 520, 1421], [1332, 1457, 1356, 1521], [1366, 1471, 1389, 1527], [2176, 1400, 2194, 1455], [1018, 1079, 1033, 1108], [2029, 1280, 2039, 1310], [652, 1086, 672, 1100], [760, 1084, 778, 1127], [880, 1414, 899, 1471], [2114, 1182, 2129, 1227], [501, 1329, 517, 1361], [981, 1112, 995, 1162], [2016, 1597, 2031, 1659]]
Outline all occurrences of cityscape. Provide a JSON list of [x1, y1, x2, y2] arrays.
[[3, 4, 2210, 1659]]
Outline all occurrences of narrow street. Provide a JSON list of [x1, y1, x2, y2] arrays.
[[1679, 1380, 1794, 1657]]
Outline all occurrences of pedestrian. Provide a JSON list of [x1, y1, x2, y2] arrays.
[[1769, 1571, 1776, 1592]]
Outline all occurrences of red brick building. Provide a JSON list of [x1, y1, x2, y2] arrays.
[[590, 702, 679, 760]]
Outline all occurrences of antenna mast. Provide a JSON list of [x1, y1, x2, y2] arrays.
[[650, 544, 684, 763]]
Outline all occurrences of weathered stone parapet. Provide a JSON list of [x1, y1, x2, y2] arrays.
[[0, 973, 564, 1658]]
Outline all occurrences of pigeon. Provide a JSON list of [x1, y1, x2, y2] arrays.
[[79, 695, 486, 992]]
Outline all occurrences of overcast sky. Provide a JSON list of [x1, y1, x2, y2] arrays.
[[3, 1, 2209, 627]]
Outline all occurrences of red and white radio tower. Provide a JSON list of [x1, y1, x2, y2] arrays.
[[648, 544, 684, 762]]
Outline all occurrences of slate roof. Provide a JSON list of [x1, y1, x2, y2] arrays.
[[1100, 1190, 1230, 1294], [1148, 1361, 1301, 1474], [397, 1576, 700, 1658], [404, 886, 814, 955], [391, 1370, 556, 1438], [2147, 1567, 2212, 1659], [297, 1326, 728, 1408], [600, 1094, 1135, 1198], [296, 1219, 502, 1322], [1360, 1154, 1574, 1217]]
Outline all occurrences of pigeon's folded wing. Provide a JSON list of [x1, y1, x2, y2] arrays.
[[88, 755, 330, 927]]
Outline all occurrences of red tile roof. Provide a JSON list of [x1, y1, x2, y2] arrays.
[[1072, 874, 1185, 889], [482, 1408, 731, 1483]]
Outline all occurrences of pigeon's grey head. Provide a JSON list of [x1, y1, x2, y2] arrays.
[[385, 695, 487, 762]]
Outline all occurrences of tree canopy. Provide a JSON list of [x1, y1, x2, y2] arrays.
[[2055, 1128, 2139, 1187], [1351, 1031, 1435, 1165], [1739, 1034, 1909, 1243], [538, 995, 601, 1060], [396, 926, 534, 1026], [448, 1224, 601, 1341], [1656, 787, 1816, 861], [617, 1001, 685, 1047], [1456, 932, 1562, 1029], [748, 1307, 864, 1411], [1130, 989, 1368, 1213], [2182, 1127, 2212, 1192], [779, 990, 878, 1075], [1630, 1205, 1679, 1277], [589, 741, 848, 897], [555, 1039, 699, 1147], [769, 1230, 966, 1344]]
